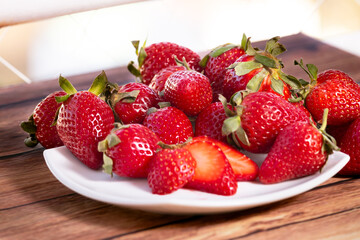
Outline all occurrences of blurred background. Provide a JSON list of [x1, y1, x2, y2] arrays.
[[1, 0, 360, 87]]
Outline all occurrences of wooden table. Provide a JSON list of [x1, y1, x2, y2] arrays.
[[1, 33, 360, 239]]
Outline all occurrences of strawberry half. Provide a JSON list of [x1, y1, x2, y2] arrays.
[[148, 148, 196, 195], [56, 72, 115, 169], [184, 139, 237, 195], [21, 91, 66, 149], [191, 136, 258, 181]]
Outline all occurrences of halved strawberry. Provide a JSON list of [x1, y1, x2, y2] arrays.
[[191, 136, 258, 181], [184, 139, 237, 195]]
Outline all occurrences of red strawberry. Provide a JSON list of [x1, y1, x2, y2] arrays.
[[128, 41, 201, 85], [143, 106, 193, 144], [163, 70, 213, 116], [147, 148, 196, 195], [111, 82, 160, 124], [192, 136, 258, 181], [337, 117, 360, 175], [21, 91, 66, 149], [222, 91, 310, 153], [184, 139, 237, 195], [98, 124, 160, 178], [195, 101, 232, 142], [222, 36, 291, 101], [200, 43, 245, 100], [148, 65, 186, 94], [317, 69, 356, 86], [294, 61, 360, 126], [259, 110, 338, 184], [56, 72, 115, 169], [305, 75, 360, 126]]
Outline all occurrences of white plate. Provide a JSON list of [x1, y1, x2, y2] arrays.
[[44, 147, 349, 214]]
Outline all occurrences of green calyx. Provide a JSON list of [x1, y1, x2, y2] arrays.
[[127, 40, 147, 79], [88, 71, 109, 96], [219, 93, 250, 147], [229, 35, 289, 97], [20, 114, 39, 147], [98, 124, 125, 177]]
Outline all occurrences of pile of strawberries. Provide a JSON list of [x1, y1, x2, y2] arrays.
[[21, 34, 360, 196]]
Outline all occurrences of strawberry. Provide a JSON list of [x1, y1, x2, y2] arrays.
[[128, 41, 201, 85], [294, 61, 360, 126], [56, 72, 115, 169], [191, 136, 258, 181], [147, 147, 196, 195], [259, 109, 338, 184], [222, 92, 310, 153], [222, 36, 292, 101], [163, 70, 213, 116], [317, 69, 356, 86], [337, 117, 360, 175], [199, 43, 245, 100], [143, 106, 193, 144], [109, 82, 160, 124], [98, 123, 160, 178], [21, 91, 66, 149], [148, 65, 186, 95], [184, 138, 237, 195], [195, 101, 232, 143]]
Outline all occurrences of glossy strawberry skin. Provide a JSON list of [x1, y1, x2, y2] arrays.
[[317, 69, 356, 86], [337, 117, 360, 175], [149, 65, 186, 94], [203, 46, 245, 100], [140, 42, 201, 85], [143, 106, 193, 144], [184, 139, 237, 196], [305, 78, 360, 126], [56, 91, 115, 169], [114, 82, 159, 124], [222, 54, 291, 101], [195, 102, 230, 143], [105, 124, 160, 178], [148, 148, 196, 195], [164, 70, 213, 116], [237, 92, 309, 153], [32, 91, 66, 148], [259, 121, 326, 184]]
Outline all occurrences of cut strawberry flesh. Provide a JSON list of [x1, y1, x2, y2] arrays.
[[186, 141, 225, 181]]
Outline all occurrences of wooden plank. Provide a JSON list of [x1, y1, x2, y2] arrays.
[[108, 178, 360, 240], [0, 150, 73, 209], [0, 194, 193, 240]]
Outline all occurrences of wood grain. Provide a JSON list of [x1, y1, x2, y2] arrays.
[[1, 33, 360, 240]]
